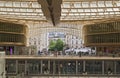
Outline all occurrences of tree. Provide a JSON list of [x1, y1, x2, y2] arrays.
[[48, 39, 64, 51], [49, 40, 56, 51], [55, 39, 64, 51]]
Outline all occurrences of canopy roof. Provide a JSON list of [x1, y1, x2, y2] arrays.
[[0, 0, 120, 39], [0, 0, 119, 23]]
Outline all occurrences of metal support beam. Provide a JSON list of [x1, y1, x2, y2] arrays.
[[83, 60, 85, 72], [114, 61, 116, 74], [76, 60, 78, 74], [102, 60, 104, 75], [41, 60, 43, 74]]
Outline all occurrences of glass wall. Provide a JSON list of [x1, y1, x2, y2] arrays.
[[50, 61, 53, 74], [59, 60, 76, 74], [6, 59, 119, 76], [77, 61, 83, 74], [54, 60, 76, 75], [84, 21, 120, 46], [85, 61, 102, 74], [104, 61, 114, 74], [27, 60, 41, 75], [0, 33, 26, 43], [0, 22, 25, 33], [85, 22, 120, 34], [18, 60, 25, 74], [116, 61, 120, 74], [0, 21, 27, 46], [42, 60, 49, 74], [6, 60, 16, 74]]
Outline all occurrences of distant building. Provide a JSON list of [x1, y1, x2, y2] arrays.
[[29, 32, 83, 51]]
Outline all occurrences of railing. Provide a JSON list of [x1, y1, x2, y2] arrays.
[[5, 51, 120, 57]]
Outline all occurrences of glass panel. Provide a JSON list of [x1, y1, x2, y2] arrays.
[[36, 9, 42, 12], [91, 13, 96, 15], [32, 2, 40, 8], [98, 13, 104, 15], [5, 2, 12, 7], [55, 61, 59, 74], [86, 61, 102, 74], [78, 61, 83, 74], [116, 61, 120, 74], [71, 9, 77, 12], [18, 60, 25, 74], [0, 1, 5, 6], [74, 3, 81, 8], [85, 9, 90, 12], [106, 8, 113, 11], [7, 8, 13, 11], [91, 9, 97, 12], [80, 13, 85, 15], [113, 8, 119, 11], [6, 60, 16, 74], [110, 12, 114, 14], [82, 2, 89, 7], [13, 2, 21, 7], [50, 61, 53, 74], [42, 60, 49, 74], [62, 9, 68, 12], [0, 8, 6, 11], [14, 8, 20, 12], [21, 2, 28, 7], [26, 9, 34, 12], [90, 2, 97, 7], [63, 3, 70, 8], [104, 61, 114, 74], [63, 61, 76, 74], [116, 1, 120, 6], [27, 60, 41, 75], [78, 9, 83, 12], [98, 1, 105, 7], [105, 1, 113, 7], [85, 13, 91, 15], [98, 9, 104, 12]]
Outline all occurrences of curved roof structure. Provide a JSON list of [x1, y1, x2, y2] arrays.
[[0, 0, 120, 38], [0, 0, 119, 22]]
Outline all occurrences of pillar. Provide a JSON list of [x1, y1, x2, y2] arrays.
[[114, 61, 116, 74], [102, 61, 104, 75], [76, 60, 78, 74], [48, 60, 50, 74], [0, 51, 5, 78], [83, 60, 86, 72], [41, 60, 43, 74], [16, 60, 18, 74], [25, 60, 27, 75], [53, 60, 56, 75]]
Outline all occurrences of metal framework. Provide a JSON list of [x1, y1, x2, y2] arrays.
[[0, 0, 119, 22], [28, 21, 83, 38], [0, 0, 120, 38]]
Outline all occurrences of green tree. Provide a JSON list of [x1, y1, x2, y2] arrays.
[[48, 39, 64, 51], [55, 39, 64, 51], [49, 40, 56, 51]]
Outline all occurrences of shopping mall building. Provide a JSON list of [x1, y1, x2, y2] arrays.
[[0, 0, 120, 78]]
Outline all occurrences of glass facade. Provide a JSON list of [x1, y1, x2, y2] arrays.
[[84, 21, 120, 46], [27, 60, 41, 75], [0, 21, 27, 46], [116, 61, 120, 74], [6, 59, 119, 76], [6, 60, 16, 74], [86, 61, 102, 74]]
